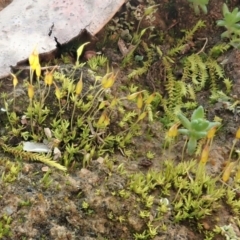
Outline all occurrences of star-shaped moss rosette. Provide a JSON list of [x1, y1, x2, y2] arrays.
[[177, 106, 220, 155], [217, 3, 240, 39]]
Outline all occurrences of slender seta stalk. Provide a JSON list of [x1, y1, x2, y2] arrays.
[[228, 127, 240, 161], [28, 84, 34, 134], [71, 72, 83, 130], [11, 73, 18, 110], [53, 81, 62, 118]]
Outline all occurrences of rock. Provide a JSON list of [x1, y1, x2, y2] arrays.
[[0, 0, 125, 78]]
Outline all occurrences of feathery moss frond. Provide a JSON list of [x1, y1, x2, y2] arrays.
[[183, 101, 197, 110], [184, 54, 208, 89], [128, 41, 154, 79], [163, 57, 176, 107], [181, 20, 206, 44], [167, 20, 205, 56], [209, 43, 231, 58], [223, 78, 233, 94], [0, 142, 67, 171], [187, 84, 196, 100]]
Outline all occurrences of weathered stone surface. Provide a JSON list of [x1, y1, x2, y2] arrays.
[[0, 0, 124, 78]]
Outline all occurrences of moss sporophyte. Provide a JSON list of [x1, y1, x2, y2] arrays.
[[0, 41, 159, 171]]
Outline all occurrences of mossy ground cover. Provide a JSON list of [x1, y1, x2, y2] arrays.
[[0, 0, 240, 239]]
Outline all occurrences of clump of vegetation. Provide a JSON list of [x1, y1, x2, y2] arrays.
[[123, 120, 240, 239], [159, 21, 231, 125], [119, 16, 233, 126], [1, 159, 21, 183], [0, 43, 157, 171], [87, 54, 108, 71], [0, 215, 12, 239]]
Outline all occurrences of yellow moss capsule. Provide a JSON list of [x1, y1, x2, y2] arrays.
[[207, 127, 217, 139], [97, 111, 106, 125], [200, 145, 209, 164], [137, 93, 143, 109], [44, 70, 53, 86], [28, 84, 34, 99], [98, 101, 108, 110], [53, 82, 61, 100], [222, 161, 236, 182], [145, 93, 156, 104], [11, 73, 18, 87], [127, 90, 145, 101], [101, 73, 111, 88], [75, 73, 83, 95], [35, 63, 41, 78], [137, 112, 147, 122], [101, 71, 118, 89], [101, 73, 114, 89], [103, 114, 110, 126], [127, 92, 139, 100], [110, 97, 118, 108], [236, 127, 240, 139], [167, 123, 179, 138], [235, 168, 240, 181], [29, 47, 39, 71], [55, 88, 61, 100], [76, 42, 90, 62]]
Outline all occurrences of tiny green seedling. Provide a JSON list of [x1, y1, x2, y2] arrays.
[[177, 106, 220, 155], [1, 160, 21, 183], [0, 215, 12, 238]]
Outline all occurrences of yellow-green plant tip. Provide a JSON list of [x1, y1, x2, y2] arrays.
[[222, 162, 237, 182], [145, 93, 156, 104], [101, 71, 117, 89], [200, 145, 209, 164], [137, 93, 143, 109], [44, 70, 53, 86], [75, 72, 83, 95], [137, 111, 147, 122], [167, 123, 179, 138], [127, 91, 143, 100], [11, 73, 18, 87], [29, 46, 40, 71], [236, 127, 240, 139], [207, 126, 217, 139], [76, 42, 90, 62], [36, 63, 41, 77], [28, 84, 34, 99]]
